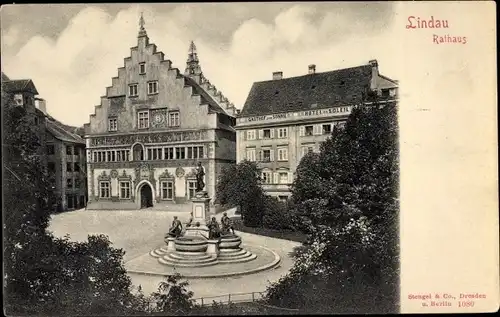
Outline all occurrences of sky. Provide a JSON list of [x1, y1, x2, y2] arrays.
[[1, 3, 398, 126]]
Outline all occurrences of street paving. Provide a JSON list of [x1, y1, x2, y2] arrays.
[[48, 209, 300, 299]]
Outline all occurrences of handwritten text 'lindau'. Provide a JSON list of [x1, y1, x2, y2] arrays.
[[406, 16, 467, 45]]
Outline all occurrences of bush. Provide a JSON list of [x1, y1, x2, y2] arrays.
[[262, 197, 294, 231]]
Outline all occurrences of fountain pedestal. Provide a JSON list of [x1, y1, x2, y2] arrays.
[[166, 237, 176, 252], [184, 191, 211, 239], [206, 239, 220, 256]]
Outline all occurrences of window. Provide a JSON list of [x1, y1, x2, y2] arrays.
[[161, 181, 174, 200], [246, 148, 256, 162], [66, 146, 73, 155], [99, 181, 110, 198], [187, 181, 197, 199], [139, 63, 146, 74], [382, 89, 390, 98], [169, 112, 180, 127], [305, 126, 314, 136], [129, 84, 138, 97], [322, 124, 332, 134], [48, 162, 55, 172], [278, 128, 288, 138], [93, 152, 97, 162], [262, 129, 271, 139], [107, 151, 112, 162], [186, 146, 204, 159], [108, 118, 117, 131], [278, 196, 289, 202], [67, 194, 74, 209], [74, 162, 80, 172], [75, 178, 81, 189], [165, 147, 175, 160], [66, 163, 72, 172], [277, 148, 288, 161], [138, 111, 149, 129], [246, 130, 256, 140], [148, 81, 158, 94], [66, 178, 73, 188], [120, 182, 131, 199], [133, 144, 144, 161], [261, 149, 271, 162], [279, 172, 289, 184], [176, 147, 186, 160], [261, 171, 272, 184], [47, 145, 55, 155]]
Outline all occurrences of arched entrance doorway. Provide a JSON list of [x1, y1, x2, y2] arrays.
[[139, 183, 153, 209]]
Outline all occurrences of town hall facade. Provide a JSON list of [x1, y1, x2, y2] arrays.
[[85, 16, 237, 210]]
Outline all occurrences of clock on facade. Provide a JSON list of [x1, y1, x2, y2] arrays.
[[154, 113, 164, 124]]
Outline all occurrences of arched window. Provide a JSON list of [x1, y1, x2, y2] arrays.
[[133, 143, 144, 161]]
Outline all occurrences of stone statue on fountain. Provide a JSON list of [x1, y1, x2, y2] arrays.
[[208, 216, 221, 239], [221, 212, 235, 235], [167, 216, 183, 238], [195, 162, 208, 198]]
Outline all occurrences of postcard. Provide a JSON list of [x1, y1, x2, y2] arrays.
[[1, 1, 498, 315]]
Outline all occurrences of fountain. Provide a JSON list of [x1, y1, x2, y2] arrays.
[[149, 191, 256, 268]]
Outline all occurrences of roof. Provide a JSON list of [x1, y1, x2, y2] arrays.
[[240, 64, 374, 117], [182, 75, 228, 115], [46, 117, 85, 144], [2, 79, 39, 95], [1, 72, 10, 81]]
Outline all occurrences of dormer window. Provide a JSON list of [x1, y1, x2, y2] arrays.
[[129, 84, 138, 97], [148, 81, 158, 95], [139, 63, 146, 74], [14, 94, 23, 106]]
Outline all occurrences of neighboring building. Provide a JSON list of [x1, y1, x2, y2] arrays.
[[45, 116, 87, 211], [2, 72, 88, 212], [84, 16, 236, 210], [236, 61, 398, 201], [1, 73, 47, 165]]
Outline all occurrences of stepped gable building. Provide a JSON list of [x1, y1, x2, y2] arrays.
[[84, 15, 237, 210], [236, 61, 398, 200]]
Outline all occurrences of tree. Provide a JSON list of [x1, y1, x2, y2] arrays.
[[215, 160, 266, 227], [148, 274, 195, 315], [2, 92, 150, 315], [266, 101, 400, 314]]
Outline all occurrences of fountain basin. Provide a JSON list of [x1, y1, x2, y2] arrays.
[[219, 235, 242, 249], [175, 237, 208, 252]]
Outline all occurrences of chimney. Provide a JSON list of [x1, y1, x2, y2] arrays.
[[272, 71, 283, 80], [369, 59, 379, 90], [35, 98, 47, 115], [308, 64, 316, 74]]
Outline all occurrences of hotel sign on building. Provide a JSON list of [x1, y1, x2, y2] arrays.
[[235, 61, 398, 201], [238, 106, 353, 125], [84, 16, 237, 210]]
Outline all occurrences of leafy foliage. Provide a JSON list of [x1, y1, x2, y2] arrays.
[[147, 273, 195, 315], [266, 101, 400, 314], [215, 160, 266, 227], [262, 196, 294, 230], [3, 92, 161, 316]]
